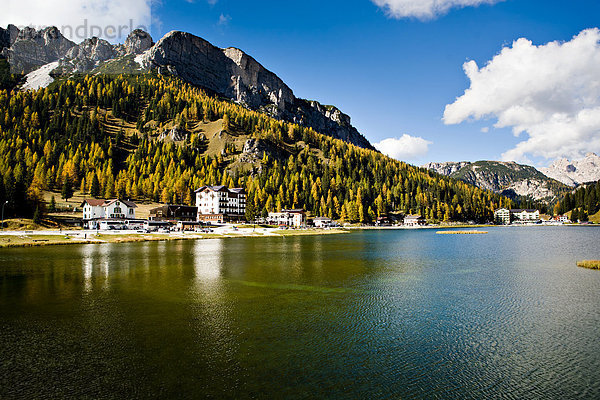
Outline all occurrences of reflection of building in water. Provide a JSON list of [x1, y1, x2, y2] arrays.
[[81, 245, 95, 293], [193, 239, 224, 284]]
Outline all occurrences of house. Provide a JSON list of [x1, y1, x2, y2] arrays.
[[149, 205, 198, 221], [494, 208, 511, 225], [404, 215, 426, 227], [313, 217, 334, 228], [81, 199, 137, 229], [195, 186, 246, 223], [268, 209, 307, 227], [494, 208, 540, 225]]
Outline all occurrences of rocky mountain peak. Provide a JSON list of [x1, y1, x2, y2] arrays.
[[123, 29, 153, 55], [1, 25, 75, 73], [540, 152, 600, 186], [61, 37, 116, 73]]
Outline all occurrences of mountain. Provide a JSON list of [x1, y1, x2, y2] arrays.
[[422, 160, 569, 202], [0, 25, 373, 150], [539, 153, 600, 186], [0, 72, 508, 223]]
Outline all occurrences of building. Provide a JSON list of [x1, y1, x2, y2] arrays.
[[149, 205, 198, 221], [268, 209, 307, 227], [313, 217, 334, 228], [494, 208, 511, 225], [404, 215, 426, 226], [494, 208, 540, 225], [195, 186, 246, 223], [81, 199, 137, 229]]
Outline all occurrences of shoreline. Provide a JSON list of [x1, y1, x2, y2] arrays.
[[0, 227, 349, 249]]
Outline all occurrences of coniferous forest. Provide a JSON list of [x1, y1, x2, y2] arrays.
[[555, 180, 600, 221], [0, 73, 513, 222]]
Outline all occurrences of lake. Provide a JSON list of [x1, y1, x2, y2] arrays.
[[1, 226, 600, 399]]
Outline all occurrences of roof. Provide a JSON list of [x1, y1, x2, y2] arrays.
[[229, 188, 246, 194], [314, 217, 332, 221], [104, 199, 137, 208], [82, 199, 137, 208], [404, 215, 423, 219], [281, 209, 305, 213], [510, 209, 538, 213], [194, 185, 229, 193], [150, 204, 198, 212], [81, 199, 105, 207]]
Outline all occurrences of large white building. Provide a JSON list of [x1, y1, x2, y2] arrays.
[[267, 209, 307, 227], [81, 199, 137, 229], [195, 186, 246, 222], [494, 208, 540, 225]]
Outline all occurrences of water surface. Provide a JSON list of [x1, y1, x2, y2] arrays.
[[1, 227, 599, 399]]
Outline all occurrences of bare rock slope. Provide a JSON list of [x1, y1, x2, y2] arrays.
[[423, 160, 568, 202], [540, 153, 600, 186]]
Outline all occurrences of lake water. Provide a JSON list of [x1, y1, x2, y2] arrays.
[[1, 226, 600, 399]]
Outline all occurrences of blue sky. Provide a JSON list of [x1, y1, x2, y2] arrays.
[[5, 0, 600, 165]]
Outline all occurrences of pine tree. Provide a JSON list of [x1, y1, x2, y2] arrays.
[[61, 178, 74, 201], [33, 206, 41, 224], [90, 174, 101, 198], [49, 196, 56, 212]]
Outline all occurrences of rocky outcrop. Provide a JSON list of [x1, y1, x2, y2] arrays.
[[540, 153, 600, 186], [1, 26, 75, 73], [139, 31, 295, 112], [423, 160, 568, 201], [59, 37, 116, 73], [422, 161, 470, 176], [121, 29, 154, 55], [158, 126, 188, 142]]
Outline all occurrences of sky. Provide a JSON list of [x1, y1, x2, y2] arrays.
[[4, 0, 600, 166]]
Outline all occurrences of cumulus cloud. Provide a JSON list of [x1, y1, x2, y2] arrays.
[[444, 28, 600, 163], [374, 135, 432, 161], [3, 0, 154, 42], [372, 0, 502, 20]]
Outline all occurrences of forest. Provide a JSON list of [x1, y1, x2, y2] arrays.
[[554, 180, 600, 221], [0, 72, 514, 223]]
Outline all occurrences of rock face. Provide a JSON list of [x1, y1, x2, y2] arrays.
[[158, 126, 188, 142], [423, 160, 568, 201], [121, 29, 154, 55], [422, 161, 471, 177], [139, 31, 295, 113], [540, 153, 600, 186], [60, 37, 116, 73], [1, 26, 75, 73]]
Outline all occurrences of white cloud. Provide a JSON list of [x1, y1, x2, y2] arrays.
[[480, 126, 489, 133], [217, 14, 231, 26], [372, 0, 502, 20], [3, 0, 154, 43], [374, 134, 432, 161], [444, 28, 600, 163]]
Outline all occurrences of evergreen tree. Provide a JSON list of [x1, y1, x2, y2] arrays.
[[33, 206, 41, 224], [61, 178, 74, 201], [49, 196, 56, 212], [90, 174, 101, 198]]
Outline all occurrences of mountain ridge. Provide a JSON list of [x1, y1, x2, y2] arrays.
[[423, 160, 569, 202], [0, 25, 373, 150]]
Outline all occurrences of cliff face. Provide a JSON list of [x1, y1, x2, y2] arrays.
[[1, 26, 75, 73], [139, 31, 295, 113], [540, 153, 600, 186], [4, 26, 374, 149], [423, 160, 568, 201]]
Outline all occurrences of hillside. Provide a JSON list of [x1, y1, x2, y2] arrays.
[[555, 180, 600, 221], [0, 73, 509, 223], [0, 25, 373, 150], [423, 160, 569, 203]]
